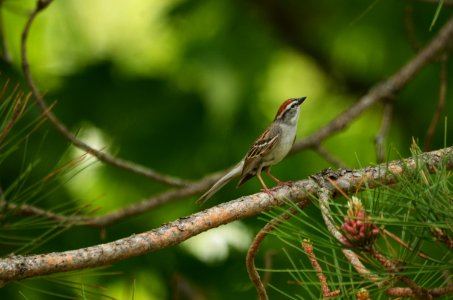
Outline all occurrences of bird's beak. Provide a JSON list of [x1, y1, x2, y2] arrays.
[[296, 97, 307, 105]]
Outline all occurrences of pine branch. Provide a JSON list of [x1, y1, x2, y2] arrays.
[[0, 146, 451, 286]]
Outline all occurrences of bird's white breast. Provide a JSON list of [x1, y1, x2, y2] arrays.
[[263, 122, 297, 166]]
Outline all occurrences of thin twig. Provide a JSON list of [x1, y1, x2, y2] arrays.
[[341, 249, 384, 287], [369, 247, 430, 300], [246, 201, 310, 300], [301, 240, 340, 298], [83, 170, 227, 227], [387, 286, 453, 298], [20, 0, 190, 187], [313, 145, 348, 169], [1, 169, 228, 228], [0, 147, 450, 287], [375, 101, 393, 163], [261, 250, 277, 290], [0, 200, 71, 223], [316, 186, 351, 247], [171, 273, 204, 300], [404, 2, 421, 52], [316, 179, 386, 287], [291, 14, 453, 153], [424, 54, 449, 151]]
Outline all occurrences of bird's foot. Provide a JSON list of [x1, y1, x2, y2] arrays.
[[270, 181, 293, 190], [260, 187, 273, 196], [277, 180, 293, 187]]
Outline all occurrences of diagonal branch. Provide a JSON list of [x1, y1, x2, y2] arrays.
[[0, 146, 451, 286], [82, 171, 226, 227], [0, 171, 227, 228], [20, 0, 190, 187], [0, 200, 71, 223], [313, 145, 348, 168], [0, 168, 227, 228], [291, 14, 453, 153]]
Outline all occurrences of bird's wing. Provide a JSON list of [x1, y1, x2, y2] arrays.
[[237, 125, 281, 186]]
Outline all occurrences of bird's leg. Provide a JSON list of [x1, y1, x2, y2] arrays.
[[256, 170, 272, 195], [265, 168, 292, 187], [265, 168, 282, 185]]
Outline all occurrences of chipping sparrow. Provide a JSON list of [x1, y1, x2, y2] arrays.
[[197, 97, 307, 204]]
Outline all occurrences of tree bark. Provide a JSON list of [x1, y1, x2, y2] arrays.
[[0, 146, 451, 287]]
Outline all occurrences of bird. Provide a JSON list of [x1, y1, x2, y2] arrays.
[[197, 97, 307, 204]]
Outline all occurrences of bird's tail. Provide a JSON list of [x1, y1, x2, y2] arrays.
[[196, 161, 244, 205]]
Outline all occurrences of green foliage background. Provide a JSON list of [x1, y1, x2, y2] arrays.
[[0, 0, 452, 299]]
